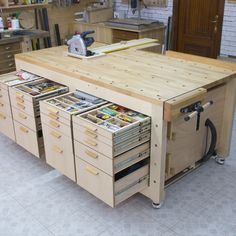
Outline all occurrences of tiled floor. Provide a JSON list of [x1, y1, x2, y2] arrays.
[[0, 114, 235, 236]]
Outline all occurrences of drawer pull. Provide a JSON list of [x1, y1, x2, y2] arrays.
[[52, 145, 63, 154], [49, 120, 60, 128], [5, 46, 10, 50], [20, 126, 29, 133], [18, 113, 27, 120], [0, 102, 4, 107], [16, 97, 24, 103], [8, 63, 14, 67], [16, 102, 25, 110], [50, 131, 61, 139], [16, 93, 24, 99], [85, 166, 99, 175], [48, 113, 59, 120], [7, 55, 12, 58], [0, 113, 6, 119], [85, 149, 98, 159], [85, 139, 98, 147], [84, 125, 97, 132], [47, 107, 59, 115], [85, 130, 97, 138]]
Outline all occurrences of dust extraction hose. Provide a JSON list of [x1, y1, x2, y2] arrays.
[[201, 118, 217, 162]]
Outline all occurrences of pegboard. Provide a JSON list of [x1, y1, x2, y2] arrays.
[[121, 0, 168, 7]]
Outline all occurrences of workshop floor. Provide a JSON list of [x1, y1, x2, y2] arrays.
[[0, 114, 235, 236]]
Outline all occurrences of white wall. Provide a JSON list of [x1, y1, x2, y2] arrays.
[[114, 0, 236, 56]]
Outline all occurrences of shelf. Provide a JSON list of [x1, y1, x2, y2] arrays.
[[0, 3, 49, 10]]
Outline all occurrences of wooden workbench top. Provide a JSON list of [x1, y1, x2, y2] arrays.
[[15, 45, 235, 105]]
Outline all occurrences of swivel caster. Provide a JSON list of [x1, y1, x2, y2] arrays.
[[215, 156, 225, 165], [212, 154, 225, 165], [152, 201, 163, 209]]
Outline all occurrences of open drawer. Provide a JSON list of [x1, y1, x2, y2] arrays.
[[76, 157, 149, 207], [73, 103, 151, 158], [9, 78, 69, 110]]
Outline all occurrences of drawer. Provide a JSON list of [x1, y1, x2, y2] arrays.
[[10, 78, 69, 104], [74, 141, 150, 176], [41, 113, 71, 138], [0, 42, 21, 53], [12, 107, 40, 131], [40, 101, 71, 122], [43, 123, 76, 181], [0, 50, 21, 62], [0, 67, 16, 75], [0, 87, 10, 104], [77, 129, 150, 158], [74, 141, 113, 175], [0, 100, 12, 117], [9, 90, 36, 117], [14, 120, 44, 158], [112, 30, 139, 40], [73, 103, 151, 141], [76, 158, 149, 207], [0, 60, 16, 71], [0, 112, 15, 141]]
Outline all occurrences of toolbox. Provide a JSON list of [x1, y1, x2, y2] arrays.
[[40, 91, 107, 181], [0, 71, 41, 141], [9, 78, 69, 158], [73, 103, 151, 207]]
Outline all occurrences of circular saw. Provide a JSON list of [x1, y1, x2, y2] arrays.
[[67, 30, 95, 57]]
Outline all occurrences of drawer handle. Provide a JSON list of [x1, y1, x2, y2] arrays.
[[8, 63, 14, 67], [0, 102, 4, 107], [85, 166, 99, 175], [50, 131, 61, 139], [48, 113, 59, 120], [0, 113, 6, 120], [49, 120, 60, 128], [85, 130, 97, 138], [16, 97, 24, 103], [7, 55, 12, 58], [16, 102, 25, 110], [84, 125, 97, 132], [52, 145, 63, 154], [18, 113, 27, 120], [5, 46, 11, 50], [85, 139, 98, 147], [20, 126, 29, 133], [85, 149, 98, 159], [47, 107, 59, 115], [16, 93, 24, 99]]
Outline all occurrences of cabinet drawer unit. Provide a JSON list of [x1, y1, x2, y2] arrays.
[[73, 103, 151, 207], [0, 71, 41, 141], [9, 77, 69, 158], [40, 91, 106, 180]]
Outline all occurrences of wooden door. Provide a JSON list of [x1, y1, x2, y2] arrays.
[[172, 0, 225, 58]]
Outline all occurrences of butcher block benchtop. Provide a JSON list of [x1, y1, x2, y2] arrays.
[[15, 44, 235, 105]]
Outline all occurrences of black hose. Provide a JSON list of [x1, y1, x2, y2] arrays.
[[201, 118, 217, 162]]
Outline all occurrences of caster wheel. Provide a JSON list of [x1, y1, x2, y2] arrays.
[[152, 202, 163, 209], [215, 156, 225, 165]]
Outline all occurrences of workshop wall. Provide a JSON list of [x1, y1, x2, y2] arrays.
[[114, 0, 236, 57]]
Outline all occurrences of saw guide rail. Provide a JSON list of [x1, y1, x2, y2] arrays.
[[10, 39, 236, 208]]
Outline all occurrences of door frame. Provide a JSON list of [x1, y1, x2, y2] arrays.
[[172, 0, 225, 58]]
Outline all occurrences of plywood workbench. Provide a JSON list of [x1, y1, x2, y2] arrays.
[[14, 41, 236, 206]]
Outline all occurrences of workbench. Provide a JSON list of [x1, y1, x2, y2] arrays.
[[14, 41, 236, 207]]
